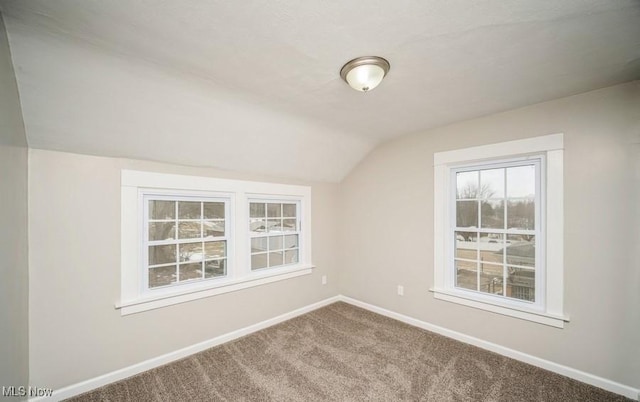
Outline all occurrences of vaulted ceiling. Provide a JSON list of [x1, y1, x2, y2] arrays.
[[1, 1, 639, 181]]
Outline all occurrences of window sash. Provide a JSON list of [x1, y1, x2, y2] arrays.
[[142, 193, 231, 294], [447, 156, 545, 309], [120, 170, 314, 315], [248, 200, 302, 271]]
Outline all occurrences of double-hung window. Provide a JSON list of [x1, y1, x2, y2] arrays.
[[432, 134, 567, 327], [453, 159, 541, 304], [144, 195, 229, 291], [249, 201, 300, 270], [120, 171, 313, 315]]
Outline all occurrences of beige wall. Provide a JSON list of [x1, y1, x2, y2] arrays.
[[339, 82, 640, 388], [0, 13, 29, 394], [21, 75, 640, 390], [28, 149, 340, 389]]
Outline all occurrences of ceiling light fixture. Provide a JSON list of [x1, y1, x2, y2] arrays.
[[340, 56, 390, 92]]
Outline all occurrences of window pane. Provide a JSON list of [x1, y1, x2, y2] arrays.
[[205, 259, 226, 278], [282, 219, 297, 232], [479, 263, 504, 296], [204, 220, 225, 238], [506, 235, 535, 267], [456, 200, 478, 228], [251, 237, 268, 253], [507, 267, 535, 302], [204, 241, 226, 259], [268, 251, 284, 267], [507, 165, 535, 198], [284, 235, 298, 249], [283, 204, 296, 217], [250, 203, 265, 218], [250, 218, 267, 233], [267, 203, 282, 217], [479, 233, 504, 265], [267, 219, 282, 232], [284, 249, 298, 265], [455, 231, 477, 260], [480, 200, 504, 229], [149, 244, 176, 265], [179, 243, 203, 262], [149, 200, 175, 220], [455, 260, 477, 291], [149, 222, 175, 241], [456, 171, 478, 199], [149, 265, 176, 288], [269, 235, 283, 251], [507, 199, 535, 230], [203, 202, 225, 219], [143, 196, 235, 291], [178, 201, 201, 219], [251, 253, 268, 270], [178, 221, 201, 239], [479, 168, 504, 199], [179, 262, 202, 281]]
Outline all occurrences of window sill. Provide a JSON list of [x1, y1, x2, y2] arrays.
[[116, 265, 314, 315], [430, 288, 569, 328]]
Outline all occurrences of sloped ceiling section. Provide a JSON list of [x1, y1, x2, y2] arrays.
[[1, 1, 639, 182], [2, 21, 374, 183]]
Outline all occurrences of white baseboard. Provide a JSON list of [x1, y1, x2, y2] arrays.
[[34, 294, 639, 401], [34, 296, 341, 402], [338, 296, 639, 401]]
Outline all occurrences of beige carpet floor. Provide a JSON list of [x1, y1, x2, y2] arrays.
[[67, 302, 630, 401]]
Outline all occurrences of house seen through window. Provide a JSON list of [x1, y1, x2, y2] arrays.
[[432, 134, 565, 327], [453, 161, 539, 303], [120, 170, 313, 314]]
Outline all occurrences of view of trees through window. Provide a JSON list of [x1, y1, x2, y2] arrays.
[[454, 164, 537, 302], [146, 199, 227, 289]]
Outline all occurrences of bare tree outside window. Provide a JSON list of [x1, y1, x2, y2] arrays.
[[146, 199, 228, 289], [454, 163, 538, 303]]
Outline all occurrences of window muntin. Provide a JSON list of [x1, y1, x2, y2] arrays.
[[120, 170, 313, 315], [432, 134, 564, 327], [451, 158, 542, 306], [144, 195, 229, 291], [249, 201, 300, 270]]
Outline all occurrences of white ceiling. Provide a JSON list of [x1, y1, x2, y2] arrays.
[[1, 1, 639, 182]]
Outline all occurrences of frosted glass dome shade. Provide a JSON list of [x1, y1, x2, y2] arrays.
[[340, 56, 390, 92]]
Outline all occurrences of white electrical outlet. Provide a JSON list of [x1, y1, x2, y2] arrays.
[[397, 285, 404, 296], [322, 275, 327, 285]]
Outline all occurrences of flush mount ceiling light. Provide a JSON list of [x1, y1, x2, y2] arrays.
[[340, 56, 390, 92]]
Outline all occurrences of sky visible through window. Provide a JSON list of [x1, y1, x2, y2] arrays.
[[456, 165, 535, 199], [454, 163, 537, 302]]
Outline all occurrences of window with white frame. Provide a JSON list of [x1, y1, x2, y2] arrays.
[[249, 201, 300, 270], [432, 134, 567, 328], [452, 159, 541, 304], [120, 170, 313, 315], [144, 195, 229, 290]]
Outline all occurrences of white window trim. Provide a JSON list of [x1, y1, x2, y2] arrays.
[[449, 156, 545, 310], [118, 170, 313, 315], [432, 133, 568, 328]]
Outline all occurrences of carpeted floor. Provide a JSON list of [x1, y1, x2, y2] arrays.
[[67, 302, 630, 401]]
